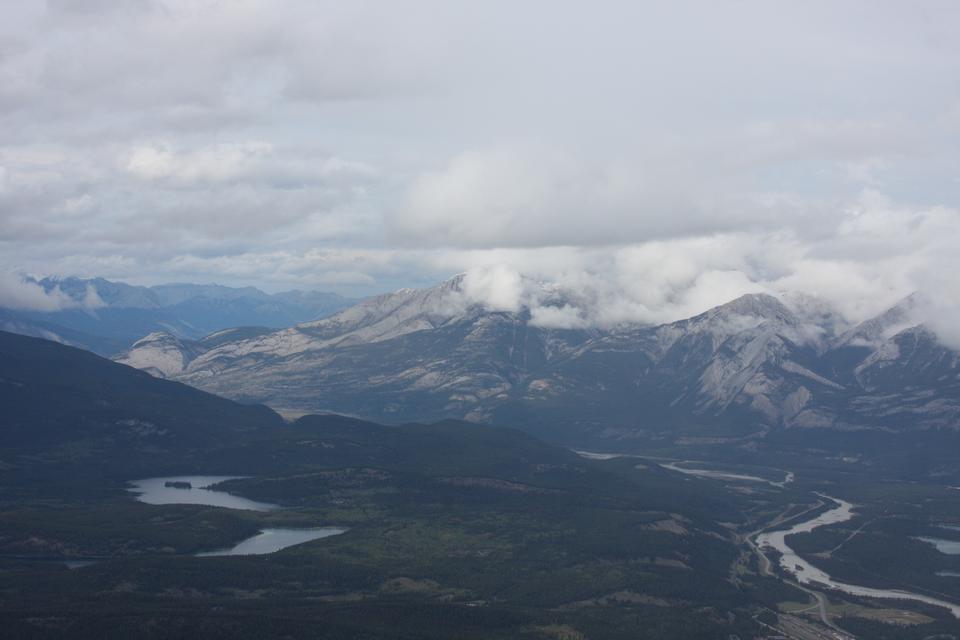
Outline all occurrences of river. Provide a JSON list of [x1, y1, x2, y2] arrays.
[[756, 495, 960, 619], [573, 450, 794, 487], [660, 461, 793, 487], [573, 451, 960, 618]]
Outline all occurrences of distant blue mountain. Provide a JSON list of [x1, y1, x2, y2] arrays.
[[0, 277, 358, 355]]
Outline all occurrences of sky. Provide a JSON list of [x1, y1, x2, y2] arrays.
[[1, 0, 960, 329]]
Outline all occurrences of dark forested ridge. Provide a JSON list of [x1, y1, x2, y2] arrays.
[[0, 330, 282, 483]]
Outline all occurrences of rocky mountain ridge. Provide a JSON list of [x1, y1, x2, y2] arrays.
[[115, 277, 957, 446]]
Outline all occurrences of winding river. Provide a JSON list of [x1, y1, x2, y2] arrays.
[[756, 495, 960, 619], [574, 451, 960, 619]]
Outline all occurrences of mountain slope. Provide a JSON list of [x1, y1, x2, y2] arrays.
[[114, 274, 960, 457], [493, 292, 850, 441], [0, 330, 282, 481], [101, 281, 900, 438]]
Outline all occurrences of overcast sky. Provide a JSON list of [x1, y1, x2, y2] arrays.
[[2, 0, 960, 326]]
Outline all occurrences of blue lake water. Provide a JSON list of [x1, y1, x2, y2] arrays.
[[197, 527, 347, 556], [127, 476, 278, 511], [917, 536, 960, 555], [128, 475, 346, 556]]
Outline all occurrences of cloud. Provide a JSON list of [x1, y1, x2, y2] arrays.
[[911, 267, 960, 351], [392, 145, 782, 249], [460, 265, 524, 314], [126, 142, 273, 183], [528, 304, 587, 330], [0, 0, 958, 349], [922, 307, 960, 351], [0, 271, 111, 312], [0, 272, 74, 311], [447, 253, 775, 330], [430, 191, 960, 337]]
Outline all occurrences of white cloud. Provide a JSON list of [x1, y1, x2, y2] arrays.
[[126, 142, 273, 182], [0, 0, 958, 349], [81, 283, 106, 309], [392, 145, 779, 249], [461, 265, 525, 314], [418, 192, 960, 336], [529, 304, 587, 330], [0, 272, 74, 311]]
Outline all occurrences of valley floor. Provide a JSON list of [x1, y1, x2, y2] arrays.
[[4, 429, 960, 639]]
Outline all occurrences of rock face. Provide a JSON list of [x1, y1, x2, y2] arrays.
[[116, 277, 960, 445], [115, 332, 201, 379]]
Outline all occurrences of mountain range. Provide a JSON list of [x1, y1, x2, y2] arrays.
[[4, 291, 957, 636], [0, 277, 357, 356], [116, 275, 960, 455]]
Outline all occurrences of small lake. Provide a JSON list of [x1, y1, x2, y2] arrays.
[[917, 537, 960, 555], [128, 476, 278, 511], [128, 476, 345, 557], [197, 527, 347, 556]]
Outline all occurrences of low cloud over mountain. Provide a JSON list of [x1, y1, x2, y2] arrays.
[[1, 2, 958, 314]]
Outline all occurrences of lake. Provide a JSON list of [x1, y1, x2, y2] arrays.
[[917, 536, 960, 555], [127, 475, 279, 511], [128, 475, 346, 556], [197, 527, 348, 556]]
